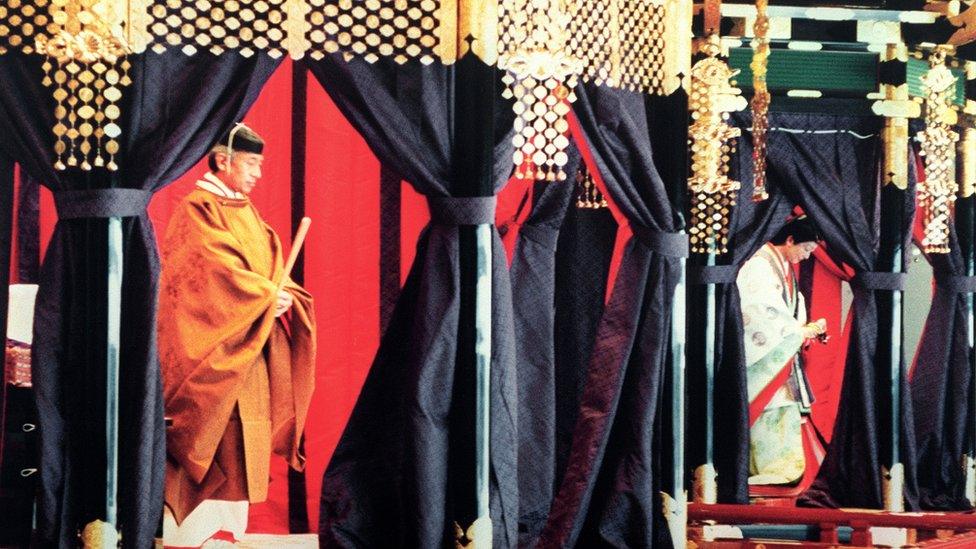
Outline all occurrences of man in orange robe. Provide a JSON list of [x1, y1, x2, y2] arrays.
[[158, 124, 315, 547]]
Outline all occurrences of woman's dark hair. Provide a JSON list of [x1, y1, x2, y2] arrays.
[[770, 216, 822, 245]]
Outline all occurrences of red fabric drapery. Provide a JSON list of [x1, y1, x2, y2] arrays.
[[803, 246, 854, 444], [566, 109, 631, 304]]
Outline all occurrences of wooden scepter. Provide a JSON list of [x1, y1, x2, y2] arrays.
[[277, 216, 311, 292]]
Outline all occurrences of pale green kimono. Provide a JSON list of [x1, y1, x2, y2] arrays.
[[738, 244, 809, 486]]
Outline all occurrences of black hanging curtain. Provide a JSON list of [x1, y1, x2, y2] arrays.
[[508, 145, 580, 545], [0, 149, 12, 384], [15, 169, 41, 283], [911, 220, 974, 510], [550, 176, 618, 494], [306, 55, 520, 548], [536, 84, 686, 549], [687, 116, 795, 504], [0, 49, 278, 547], [746, 112, 920, 510]]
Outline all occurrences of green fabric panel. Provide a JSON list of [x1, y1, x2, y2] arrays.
[[729, 48, 877, 94], [906, 57, 965, 106]]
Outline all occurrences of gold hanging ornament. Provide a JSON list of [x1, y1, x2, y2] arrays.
[[498, 0, 688, 182], [688, 35, 747, 255], [916, 46, 959, 254], [498, 0, 580, 182], [33, 0, 133, 171], [749, 0, 771, 202], [575, 163, 608, 209]]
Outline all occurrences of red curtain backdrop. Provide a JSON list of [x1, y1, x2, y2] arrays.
[[302, 68, 384, 531]]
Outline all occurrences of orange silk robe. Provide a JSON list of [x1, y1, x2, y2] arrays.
[[158, 187, 315, 523]]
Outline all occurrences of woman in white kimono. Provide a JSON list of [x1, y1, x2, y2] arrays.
[[738, 216, 826, 486]]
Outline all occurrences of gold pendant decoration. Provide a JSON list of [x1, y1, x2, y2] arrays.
[[1, 0, 136, 172], [749, 0, 771, 203], [499, 0, 578, 181], [1, 1, 693, 174], [38, 1, 131, 172], [37, 0, 132, 171], [575, 163, 608, 209], [688, 35, 747, 255], [499, 0, 691, 182], [916, 46, 959, 254]]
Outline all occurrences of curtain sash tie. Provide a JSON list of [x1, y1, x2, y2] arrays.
[[689, 264, 739, 285], [428, 196, 496, 225], [630, 225, 689, 258], [54, 188, 152, 219], [934, 274, 976, 293], [854, 271, 907, 291]]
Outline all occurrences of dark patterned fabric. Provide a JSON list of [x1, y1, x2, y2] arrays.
[[379, 166, 402, 333], [509, 145, 581, 545], [552, 198, 618, 490], [0, 152, 12, 420], [0, 49, 278, 547], [743, 112, 919, 510], [537, 84, 685, 549], [912, 215, 974, 510], [307, 55, 520, 548], [16, 169, 40, 283]]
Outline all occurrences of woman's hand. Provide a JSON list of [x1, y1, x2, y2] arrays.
[[275, 290, 294, 317], [802, 318, 827, 340]]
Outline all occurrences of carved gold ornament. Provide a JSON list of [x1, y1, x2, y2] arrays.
[[961, 123, 976, 198], [688, 36, 747, 255], [875, 43, 916, 191], [749, 0, 770, 203], [575, 163, 608, 209], [916, 47, 959, 254]]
